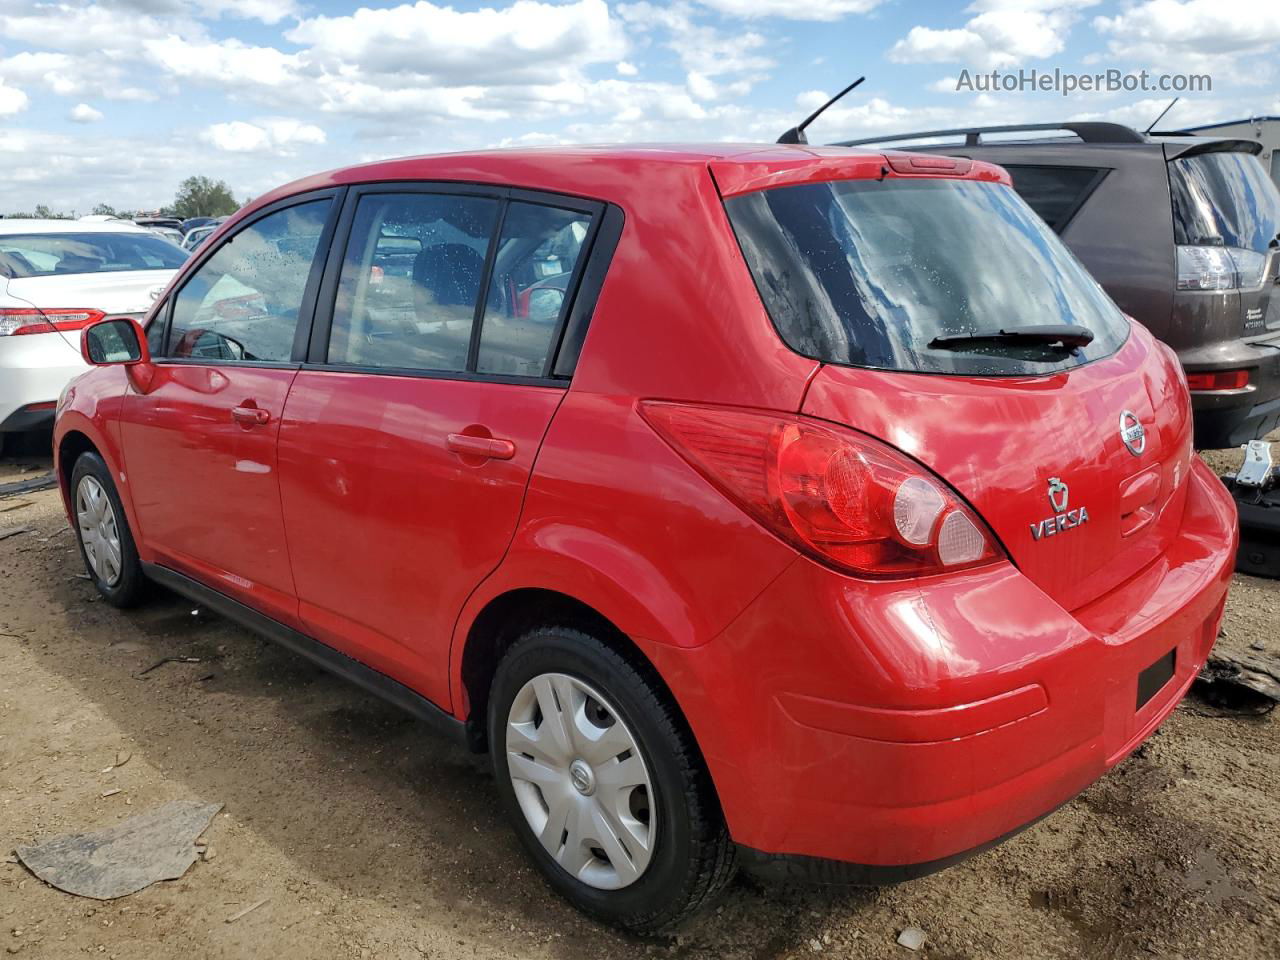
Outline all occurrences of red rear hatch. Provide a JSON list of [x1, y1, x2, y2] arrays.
[[802, 329, 1194, 611]]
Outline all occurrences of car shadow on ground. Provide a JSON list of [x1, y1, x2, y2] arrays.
[[12, 538, 880, 959]]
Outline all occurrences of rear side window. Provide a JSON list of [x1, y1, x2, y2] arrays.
[[477, 202, 593, 377], [327, 193, 499, 373], [1002, 165, 1106, 232], [724, 178, 1130, 376], [0, 232, 187, 278], [167, 199, 331, 363], [1170, 151, 1280, 252]]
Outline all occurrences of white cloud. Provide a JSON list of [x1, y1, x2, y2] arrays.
[[145, 35, 305, 90], [69, 102, 103, 122], [285, 0, 626, 85], [0, 2, 178, 56], [1093, 0, 1280, 82], [890, 0, 1100, 69], [687, 70, 716, 101], [615, 60, 638, 76], [0, 77, 28, 116], [692, 0, 882, 20], [619, 3, 772, 80], [0, 49, 156, 101], [197, 0, 301, 23], [201, 118, 326, 153]]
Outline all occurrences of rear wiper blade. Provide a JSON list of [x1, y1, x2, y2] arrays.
[[929, 324, 1095, 351]]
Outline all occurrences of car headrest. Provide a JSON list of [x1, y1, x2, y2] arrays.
[[411, 243, 485, 307]]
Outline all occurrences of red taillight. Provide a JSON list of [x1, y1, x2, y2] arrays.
[[0, 308, 106, 337], [1185, 369, 1250, 391], [639, 402, 1004, 578]]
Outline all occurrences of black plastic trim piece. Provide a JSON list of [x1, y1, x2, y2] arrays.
[[553, 203, 625, 378], [736, 799, 1069, 886], [1136, 648, 1177, 710], [142, 562, 473, 749]]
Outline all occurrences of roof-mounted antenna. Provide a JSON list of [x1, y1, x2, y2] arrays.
[[777, 76, 865, 145], [1144, 97, 1179, 134]]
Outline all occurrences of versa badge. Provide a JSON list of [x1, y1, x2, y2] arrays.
[[1031, 477, 1089, 541]]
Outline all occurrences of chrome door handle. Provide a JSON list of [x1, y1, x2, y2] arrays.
[[231, 405, 270, 426]]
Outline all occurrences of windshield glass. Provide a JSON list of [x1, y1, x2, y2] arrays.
[[0, 232, 188, 279], [1170, 151, 1280, 252], [724, 177, 1130, 376]]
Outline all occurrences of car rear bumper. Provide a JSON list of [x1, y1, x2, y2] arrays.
[[658, 458, 1237, 873], [1179, 334, 1280, 448], [0, 332, 87, 432]]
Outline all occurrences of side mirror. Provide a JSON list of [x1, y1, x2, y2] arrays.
[[81, 316, 150, 366]]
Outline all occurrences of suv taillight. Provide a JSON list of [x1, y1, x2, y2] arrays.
[[1176, 245, 1268, 292], [639, 402, 1004, 578], [0, 308, 106, 337]]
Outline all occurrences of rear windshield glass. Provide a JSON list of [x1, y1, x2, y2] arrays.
[[1169, 151, 1280, 252], [0, 232, 188, 279], [724, 178, 1130, 376]]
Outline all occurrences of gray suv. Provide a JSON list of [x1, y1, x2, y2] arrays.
[[836, 122, 1280, 449]]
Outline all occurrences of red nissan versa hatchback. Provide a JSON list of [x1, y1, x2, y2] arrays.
[[54, 145, 1237, 932]]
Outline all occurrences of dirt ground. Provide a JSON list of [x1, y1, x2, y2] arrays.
[[1, 434, 1277, 960]]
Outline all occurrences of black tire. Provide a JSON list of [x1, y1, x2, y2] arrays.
[[70, 452, 147, 608], [488, 627, 736, 933]]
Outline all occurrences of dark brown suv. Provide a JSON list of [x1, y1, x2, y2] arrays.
[[836, 122, 1280, 449]]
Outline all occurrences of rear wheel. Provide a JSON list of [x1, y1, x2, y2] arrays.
[[488, 627, 735, 932], [71, 452, 146, 607]]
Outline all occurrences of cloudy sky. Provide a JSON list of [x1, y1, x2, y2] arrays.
[[0, 0, 1277, 213]]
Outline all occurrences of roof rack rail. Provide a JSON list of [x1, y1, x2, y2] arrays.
[[833, 122, 1147, 148]]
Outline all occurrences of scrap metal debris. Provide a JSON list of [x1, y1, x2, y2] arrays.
[[896, 927, 927, 951], [225, 897, 270, 924], [1196, 648, 1280, 715], [134, 656, 203, 678], [0, 473, 56, 498], [14, 800, 222, 900]]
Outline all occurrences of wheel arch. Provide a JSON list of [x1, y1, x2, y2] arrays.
[[454, 587, 711, 776]]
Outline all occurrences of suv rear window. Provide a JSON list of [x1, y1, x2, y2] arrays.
[[724, 177, 1130, 376], [1169, 151, 1280, 252], [0, 232, 188, 278]]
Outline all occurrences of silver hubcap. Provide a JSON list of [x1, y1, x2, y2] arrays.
[[76, 476, 122, 586], [506, 673, 656, 890]]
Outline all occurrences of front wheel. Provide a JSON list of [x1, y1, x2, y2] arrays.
[[488, 627, 735, 933], [70, 452, 147, 607]]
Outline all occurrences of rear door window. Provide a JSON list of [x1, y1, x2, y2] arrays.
[[724, 177, 1130, 376], [327, 192, 500, 373], [1002, 165, 1106, 232]]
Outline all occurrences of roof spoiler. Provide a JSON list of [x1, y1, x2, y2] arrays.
[[833, 122, 1147, 148], [1150, 135, 1264, 159]]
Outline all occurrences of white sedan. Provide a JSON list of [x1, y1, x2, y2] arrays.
[[1, 219, 186, 450]]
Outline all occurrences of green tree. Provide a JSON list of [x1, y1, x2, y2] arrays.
[[91, 203, 119, 217], [171, 176, 239, 219]]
